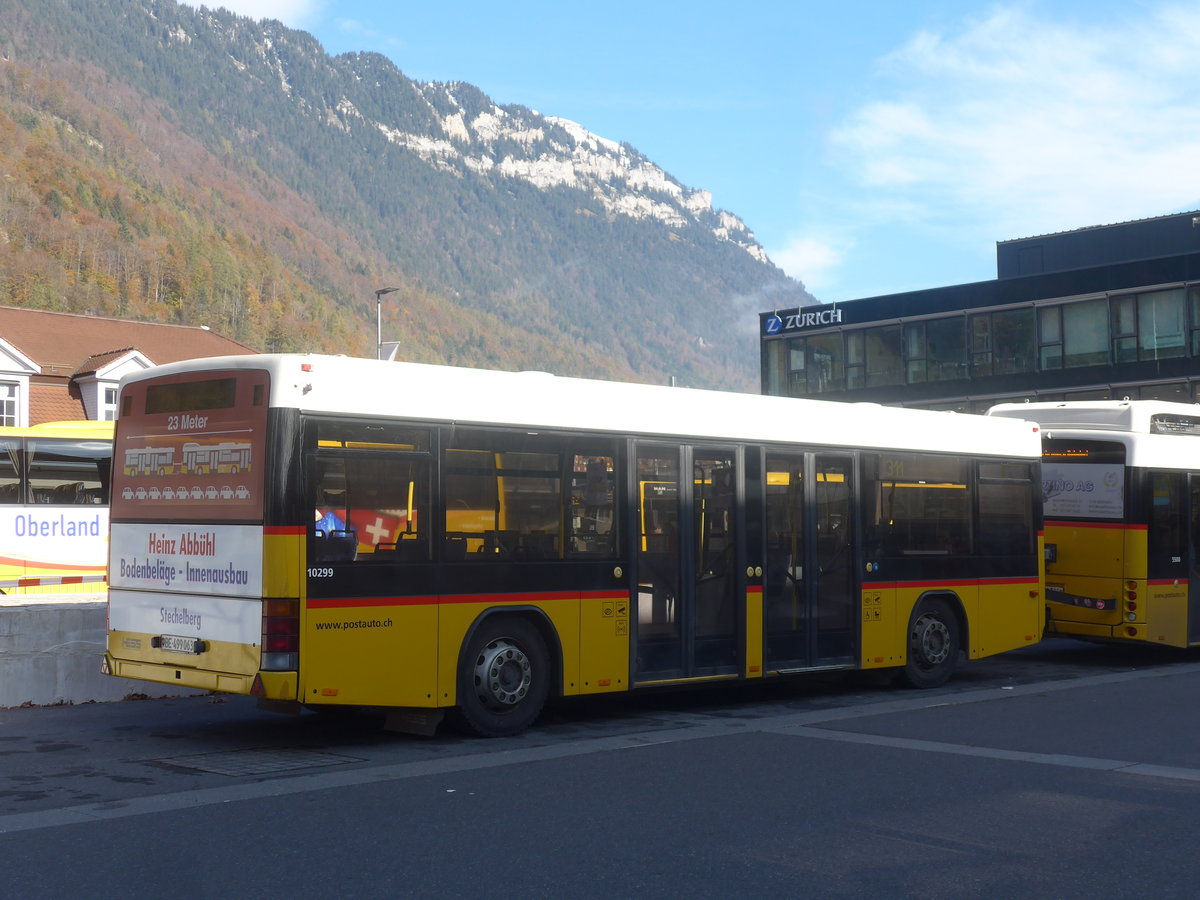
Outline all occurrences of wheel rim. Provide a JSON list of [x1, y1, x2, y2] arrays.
[[911, 612, 951, 668], [472, 638, 532, 711]]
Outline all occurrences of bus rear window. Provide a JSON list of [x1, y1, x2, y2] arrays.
[[112, 369, 269, 522], [145, 378, 239, 414]]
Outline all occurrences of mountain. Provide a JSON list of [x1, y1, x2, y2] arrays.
[[0, 0, 813, 389]]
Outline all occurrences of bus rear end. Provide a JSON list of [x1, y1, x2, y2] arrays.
[[103, 364, 299, 701]]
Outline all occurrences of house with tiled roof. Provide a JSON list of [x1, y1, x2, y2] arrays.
[[0, 306, 256, 425]]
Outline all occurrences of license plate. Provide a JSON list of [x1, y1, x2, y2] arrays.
[[157, 634, 202, 654]]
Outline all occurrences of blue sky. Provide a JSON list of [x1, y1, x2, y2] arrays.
[[191, 1, 1200, 305]]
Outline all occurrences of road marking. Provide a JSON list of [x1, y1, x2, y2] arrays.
[[0, 726, 732, 835], [765, 725, 1200, 781], [3, 661, 1200, 834]]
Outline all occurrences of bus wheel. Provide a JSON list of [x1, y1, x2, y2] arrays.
[[451, 618, 549, 737], [900, 598, 960, 689]]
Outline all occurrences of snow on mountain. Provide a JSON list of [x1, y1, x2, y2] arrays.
[[392, 87, 770, 264], [213, 14, 770, 264]]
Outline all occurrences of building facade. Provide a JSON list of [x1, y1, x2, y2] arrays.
[[0, 307, 254, 425], [760, 211, 1200, 412]]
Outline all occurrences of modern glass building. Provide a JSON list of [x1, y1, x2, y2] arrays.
[[760, 211, 1200, 412]]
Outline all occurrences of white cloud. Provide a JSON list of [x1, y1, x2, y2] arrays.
[[769, 234, 848, 294], [830, 2, 1200, 242], [179, 1, 324, 27], [333, 17, 407, 50]]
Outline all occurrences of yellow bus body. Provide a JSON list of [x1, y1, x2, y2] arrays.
[[104, 354, 1045, 735]]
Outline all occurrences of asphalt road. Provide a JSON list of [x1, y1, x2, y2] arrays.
[[3, 638, 1200, 898]]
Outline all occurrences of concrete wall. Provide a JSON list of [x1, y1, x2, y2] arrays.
[[0, 594, 204, 707]]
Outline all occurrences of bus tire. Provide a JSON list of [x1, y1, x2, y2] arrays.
[[900, 597, 960, 689], [451, 617, 549, 737]]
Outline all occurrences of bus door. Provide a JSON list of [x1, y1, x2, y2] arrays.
[[633, 444, 739, 680], [763, 452, 857, 671]]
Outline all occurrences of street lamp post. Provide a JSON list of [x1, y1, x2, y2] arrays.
[[375, 286, 399, 360]]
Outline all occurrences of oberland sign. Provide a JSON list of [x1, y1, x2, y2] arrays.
[[762, 307, 844, 336]]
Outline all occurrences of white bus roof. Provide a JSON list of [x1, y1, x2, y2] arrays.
[[988, 399, 1200, 433], [122, 354, 1042, 459], [989, 399, 1200, 469]]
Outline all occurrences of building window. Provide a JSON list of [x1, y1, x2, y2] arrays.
[[1113, 289, 1186, 363], [993, 309, 1035, 374], [0, 383, 16, 427], [102, 386, 118, 421], [1062, 298, 1109, 368], [865, 325, 903, 387], [1039, 306, 1063, 370], [903, 318, 968, 384], [1137, 288, 1186, 361], [927, 317, 967, 381], [806, 332, 844, 393], [904, 323, 926, 383], [779, 334, 847, 395], [763, 340, 788, 396], [971, 309, 1035, 376], [787, 338, 806, 396], [846, 331, 865, 389], [969, 314, 991, 376], [1191, 286, 1200, 356], [1112, 294, 1138, 363]]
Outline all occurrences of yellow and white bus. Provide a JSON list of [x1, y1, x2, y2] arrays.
[[991, 399, 1200, 646], [104, 354, 1044, 736], [0, 420, 113, 594]]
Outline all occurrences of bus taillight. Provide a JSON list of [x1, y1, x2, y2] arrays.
[[261, 598, 299, 671]]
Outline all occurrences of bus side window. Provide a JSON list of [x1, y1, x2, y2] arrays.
[[865, 453, 971, 556], [977, 461, 1034, 555], [443, 446, 564, 561], [569, 455, 617, 558], [28, 439, 111, 506], [311, 451, 431, 564], [0, 439, 19, 503]]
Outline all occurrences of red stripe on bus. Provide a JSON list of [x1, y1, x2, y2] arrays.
[[306, 589, 620, 610], [0, 574, 107, 589], [863, 577, 1038, 590], [266, 525, 307, 535], [1045, 520, 1146, 530], [1148, 579, 1189, 586]]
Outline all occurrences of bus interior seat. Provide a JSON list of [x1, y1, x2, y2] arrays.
[[520, 532, 556, 560], [52, 482, 85, 503], [483, 530, 519, 556], [375, 538, 428, 561], [312, 529, 358, 562]]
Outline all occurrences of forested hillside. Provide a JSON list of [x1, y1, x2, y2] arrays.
[[0, 0, 812, 388]]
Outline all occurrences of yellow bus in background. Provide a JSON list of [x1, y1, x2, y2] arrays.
[[103, 355, 1044, 736], [992, 399, 1200, 646], [0, 420, 113, 594]]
